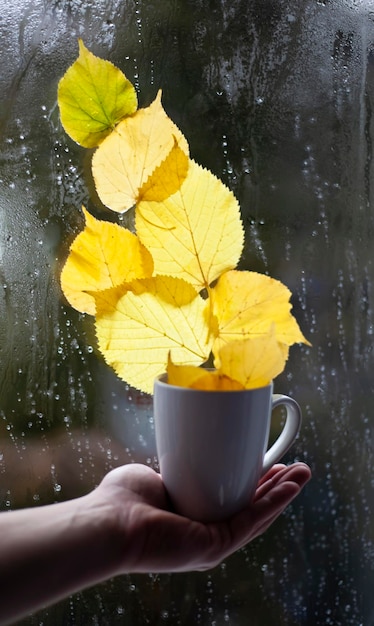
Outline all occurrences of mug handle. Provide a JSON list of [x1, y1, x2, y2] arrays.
[[262, 394, 302, 475]]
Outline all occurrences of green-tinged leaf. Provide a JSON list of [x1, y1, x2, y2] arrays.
[[58, 40, 137, 148]]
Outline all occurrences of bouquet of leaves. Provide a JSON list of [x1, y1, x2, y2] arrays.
[[58, 41, 309, 395]]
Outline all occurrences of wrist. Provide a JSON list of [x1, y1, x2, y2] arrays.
[[70, 490, 126, 584]]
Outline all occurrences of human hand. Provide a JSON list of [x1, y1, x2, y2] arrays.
[[0, 461, 310, 624], [90, 462, 311, 574]]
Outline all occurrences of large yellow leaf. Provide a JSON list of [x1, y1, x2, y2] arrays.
[[94, 276, 212, 394], [60, 207, 153, 315], [136, 160, 244, 291], [217, 332, 288, 389], [58, 40, 137, 148], [92, 91, 189, 213], [210, 270, 310, 358]]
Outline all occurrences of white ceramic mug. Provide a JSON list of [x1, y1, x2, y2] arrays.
[[153, 375, 302, 522]]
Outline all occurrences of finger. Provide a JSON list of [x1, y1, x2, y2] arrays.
[[254, 465, 293, 501], [251, 465, 311, 538], [275, 463, 311, 490], [250, 480, 304, 540], [197, 464, 311, 568], [195, 479, 304, 571], [229, 466, 310, 547], [254, 462, 311, 502], [228, 480, 302, 552], [257, 464, 286, 487]]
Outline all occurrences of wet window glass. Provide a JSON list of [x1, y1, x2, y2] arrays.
[[1, 0, 374, 623]]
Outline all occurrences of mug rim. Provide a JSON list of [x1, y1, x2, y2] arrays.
[[154, 372, 273, 393]]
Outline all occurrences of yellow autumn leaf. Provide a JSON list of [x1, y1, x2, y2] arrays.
[[188, 374, 244, 391], [210, 270, 310, 358], [136, 160, 244, 291], [60, 207, 153, 315], [58, 40, 137, 148], [167, 355, 244, 391], [94, 276, 212, 394], [166, 330, 286, 391], [217, 332, 288, 389], [166, 354, 210, 388], [92, 91, 189, 213]]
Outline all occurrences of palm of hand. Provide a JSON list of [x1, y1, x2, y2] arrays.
[[92, 462, 311, 574]]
